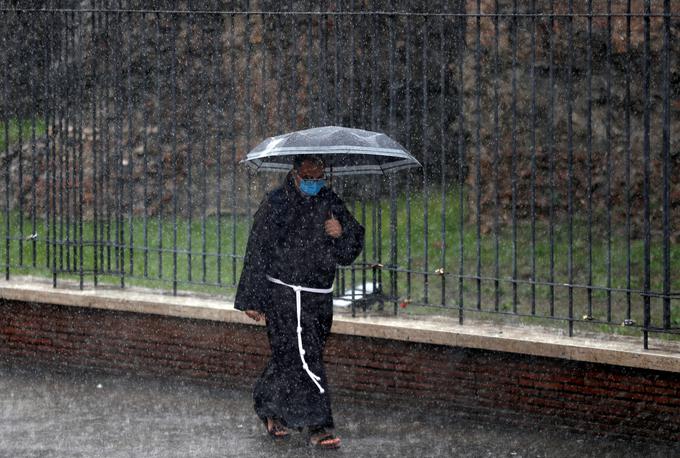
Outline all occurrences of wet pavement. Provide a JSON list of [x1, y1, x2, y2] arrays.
[[0, 360, 677, 458]]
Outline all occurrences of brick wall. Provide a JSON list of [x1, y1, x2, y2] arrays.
[[1, 299, 679, 443]]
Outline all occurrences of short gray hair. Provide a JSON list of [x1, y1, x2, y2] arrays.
[[293, 155, 325, 170]]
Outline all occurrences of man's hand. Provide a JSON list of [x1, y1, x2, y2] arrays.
[[325, 213, 342, 238], [245, 310, 264, 322]]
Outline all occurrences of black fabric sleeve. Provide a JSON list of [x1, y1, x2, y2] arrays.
[[329, 197, 365, 267], [234, 198, 276, 312]]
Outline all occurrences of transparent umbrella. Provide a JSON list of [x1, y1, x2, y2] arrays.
[[241, 125, 421, 176]]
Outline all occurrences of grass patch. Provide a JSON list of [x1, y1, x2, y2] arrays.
[[1, 118, 47, 148]]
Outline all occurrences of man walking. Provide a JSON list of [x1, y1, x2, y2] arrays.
[[235, 155, 364, 449]]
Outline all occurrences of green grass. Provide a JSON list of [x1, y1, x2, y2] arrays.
[[2, 186, 678, 337], [352, 189, 680, 334], [0, 212, 252, 297], [1, 118, 47, 148]]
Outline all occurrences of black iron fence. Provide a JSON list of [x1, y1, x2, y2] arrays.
[[1, 1, 678, 348]]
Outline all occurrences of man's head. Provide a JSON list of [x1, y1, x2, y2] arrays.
[[292, 155, 326, 197]]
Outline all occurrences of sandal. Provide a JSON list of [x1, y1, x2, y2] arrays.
[[263, 417, 289, 440], [309, 428, 341, 450]]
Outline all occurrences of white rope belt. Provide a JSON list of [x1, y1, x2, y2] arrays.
[[266, 275, 334, 394]]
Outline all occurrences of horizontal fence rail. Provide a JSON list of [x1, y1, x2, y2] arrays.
[[1, 1, 678, 348]]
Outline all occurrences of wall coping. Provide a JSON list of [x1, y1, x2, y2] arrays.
[[1, 276, 679, 374]]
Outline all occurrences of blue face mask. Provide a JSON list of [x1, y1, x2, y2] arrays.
[[299, 179, 326, 196]]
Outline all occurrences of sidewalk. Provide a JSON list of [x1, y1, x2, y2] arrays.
[[0, 360, 677, 458]]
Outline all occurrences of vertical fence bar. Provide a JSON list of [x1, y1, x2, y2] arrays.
[[306, 0, 315, 124], [59, 12, 73, 271], [370, 4, 381, 297], [605, 0, 613, 322], [642, 0, 651, 348], [457, 1, 465, 324], [548, 0, 555, 317], [101, 6, 110, 274], [171, 11, 178, 295], [141, 11, 149, 280], [421, 16, 429, 305], [493, 0, 500, 313], [30, 20, 38, 268], [319, 0, 327, 126], [71, 11, 79, 275], [125, 11, 134, 280], [276, 8, 284, 133], [105, 5, 114, 275], [475, 0, 482, 311], [359, 8, 367, 303], [259, 7, 269, 210], [226, 13, 235, 286], [91, 4, 99, 285], [335, 4, 346, 297], [200, 22, 208, 285], [245, 6, 252, 231], [215, 12, 227, 287], [388, 3, 398, 313], [58, 11, 65, 276], [530, 0, 537, 316], [567, 0, 575, 336], [260, 7, 269, 153], [662, 0, 671, 329], [331, 2, 341, 297], [44, 11, 52, 271], [404, 6, 412, 303], [155, 13, 164, 280], [17, 18, 24, 269], [289, 1, 297, 131], [3, 16, 8, 280], [77, 10, 84, 289], [185, 10, 194, 284], [586, 0, 593, 320], [71, 10, 79, 273], [348, 0, 355, 307], [439, 1, 447, 308], [200, 15, 209, 285], [625, 0, 632, 321], [348, 0, 357, 317], [116, 10, 125, 288], [52, 8, 60, 286], [347, 0, 356, 132], [437, 1, 447, 306], [333, 0, 340, 126], [94, 5, 101, 274], [510, 0, 518, 314], [67, 10, 75, 276], [58, 11, 66, 274], [112, 7, 120, 283], [63, 11, 71, 273], [370, 2, 378, 132]]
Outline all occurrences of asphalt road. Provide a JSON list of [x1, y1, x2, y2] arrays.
[[0, 361, 677, 458]]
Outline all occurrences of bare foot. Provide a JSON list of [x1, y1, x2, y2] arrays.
[[309, 430, 341, 449], [266, 418, 289, 438]]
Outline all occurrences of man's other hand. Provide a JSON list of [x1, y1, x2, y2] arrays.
[[325, 213, 342, 238], [245, 310, 264, 322]]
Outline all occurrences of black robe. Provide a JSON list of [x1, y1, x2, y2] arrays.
[[234, 173, 364, 429]]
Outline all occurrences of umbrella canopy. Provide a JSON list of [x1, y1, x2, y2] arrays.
[[242, 126, 421, 176]]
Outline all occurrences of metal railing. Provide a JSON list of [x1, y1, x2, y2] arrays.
[[1, 1, 677, 348]]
